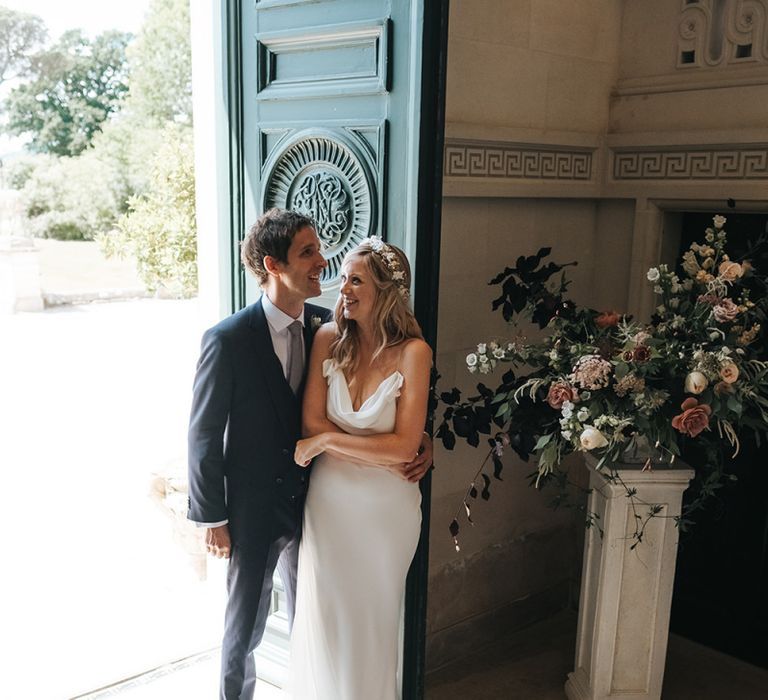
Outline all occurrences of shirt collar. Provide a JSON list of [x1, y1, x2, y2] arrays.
[[262, 293, 305, 333]]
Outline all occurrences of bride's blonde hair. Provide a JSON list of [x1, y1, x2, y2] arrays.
[[330, 239, 423, 371]]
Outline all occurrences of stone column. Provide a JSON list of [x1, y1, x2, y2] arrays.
[[0, 237, 44, 313], [565, 454, 694, 700]]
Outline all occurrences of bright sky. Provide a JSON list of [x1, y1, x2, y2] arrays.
[[2, 0, 149, 40]]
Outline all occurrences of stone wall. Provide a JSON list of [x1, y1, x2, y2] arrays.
[[426, 0, 768, 671]]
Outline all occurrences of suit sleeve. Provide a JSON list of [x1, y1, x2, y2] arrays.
[[187, 328, 233, 524]]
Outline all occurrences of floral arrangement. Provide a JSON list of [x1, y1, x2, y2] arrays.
[[437, 216, 768, 547]]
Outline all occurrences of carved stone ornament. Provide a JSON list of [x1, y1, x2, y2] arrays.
[[263, 131, 376, 284]]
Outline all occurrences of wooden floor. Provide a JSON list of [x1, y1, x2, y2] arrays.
[[425, 611, 768, 699]]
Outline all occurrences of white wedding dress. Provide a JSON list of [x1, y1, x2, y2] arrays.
[[288, 359, 422, 700]]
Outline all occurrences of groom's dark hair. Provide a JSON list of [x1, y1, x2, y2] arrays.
[[241, 208, 316, 284]]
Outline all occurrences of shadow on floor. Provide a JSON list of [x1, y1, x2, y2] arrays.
[[425, 611, 768, 699]]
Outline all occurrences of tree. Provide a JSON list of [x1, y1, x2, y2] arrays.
[[0, 6, 47, 84], [4, 29, 130, 156], [101, 124, 197, 296], [125, 0, 192, 125]]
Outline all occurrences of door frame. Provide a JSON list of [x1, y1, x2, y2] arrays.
[[191, 1, 450, 695]]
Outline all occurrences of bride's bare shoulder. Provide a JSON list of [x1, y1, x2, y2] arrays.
[[400, 338, 432, 367]]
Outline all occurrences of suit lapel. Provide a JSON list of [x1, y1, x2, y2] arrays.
[[249, 299, 300, 439]]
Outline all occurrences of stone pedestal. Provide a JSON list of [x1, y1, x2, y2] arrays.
[[0, 236, 44, 313], [565, 454, 694, 700]]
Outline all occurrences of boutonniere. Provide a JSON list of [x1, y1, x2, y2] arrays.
[[311, 315, 323, 330]]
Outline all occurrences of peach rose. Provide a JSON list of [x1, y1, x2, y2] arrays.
[[718, 261, 744, 282], [672, 397, 712, 438], [546, 382, 575, 410], [596, 310, 621, 328], [719, 362, 739, 384]]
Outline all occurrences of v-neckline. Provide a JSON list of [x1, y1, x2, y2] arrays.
[[338, 368, 401, 413]]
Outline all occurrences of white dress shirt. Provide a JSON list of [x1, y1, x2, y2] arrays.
[[195, 293, 305, 528]]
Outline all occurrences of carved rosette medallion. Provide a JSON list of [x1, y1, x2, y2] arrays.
[[263, 133, 376, 284]]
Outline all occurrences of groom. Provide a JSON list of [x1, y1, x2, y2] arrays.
[[187, 208, 432, 699]]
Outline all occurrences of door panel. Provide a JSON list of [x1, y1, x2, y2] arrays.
[[232, 1, 446, 694], [241, 0, 424, 306]]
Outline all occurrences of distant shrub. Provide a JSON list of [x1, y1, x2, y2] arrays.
[[15, 151, 121, 240], [100, 124, 197, 297]]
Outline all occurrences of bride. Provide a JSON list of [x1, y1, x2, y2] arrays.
[[290, 236, 432, 699]]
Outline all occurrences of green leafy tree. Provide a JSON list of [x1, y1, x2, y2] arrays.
[[15, 151, 121, 240], [0, 6, 47, 84], [101, 125, 197, 296], [4, 29, 130, 155], [125, 0, 192, 125]]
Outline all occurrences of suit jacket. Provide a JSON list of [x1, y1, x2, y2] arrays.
[[187, 298, 332, 546]]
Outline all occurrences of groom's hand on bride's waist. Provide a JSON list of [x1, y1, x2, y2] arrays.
[[399, 434, 433, 483]]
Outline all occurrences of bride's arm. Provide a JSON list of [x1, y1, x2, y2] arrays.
[[296, 339, 432, 467], [302, 323, 385, 467], [301, 323, 342, 437]]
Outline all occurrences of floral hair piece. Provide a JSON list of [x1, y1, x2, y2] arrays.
[[362, 235, 410, 299]]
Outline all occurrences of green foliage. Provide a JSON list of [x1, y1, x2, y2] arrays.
[[14, 151, 121, 240], [101, 125, 197, 296], [4, 29, 131, 156], [125, 0, 192, 125], [0, 6, 47, 84]]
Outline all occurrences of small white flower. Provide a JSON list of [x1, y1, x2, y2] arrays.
[[657, 305, 666, 315], [479, 353, 489, 364], [562, 400, 574, 412], [311, 315, 323, 330], [713, 215, 727, 229], [392, 270, 405, 280], [577, 407, 589, 422], [479, 363, 491, 374], [493, 348, 505, 359], [477, 343, 487, 354], [669, 298, 680, 309], [489, 341, 499, 350], [581, 391, 591, 400], [562, 407, 573, 419], [580, 426, 608, 451], [705, 232, 715, 243], [466, 353, 478, 367], [647, 267, 660, 282], [653, 285, 663, 294], [562, 430, 572, 440]]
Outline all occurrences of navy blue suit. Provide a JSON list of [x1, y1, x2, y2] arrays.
[[187, 297, 331, 699]]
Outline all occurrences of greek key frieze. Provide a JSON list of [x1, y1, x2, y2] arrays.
[[612, 147, 768, 180], [444, 141, 593, 181]]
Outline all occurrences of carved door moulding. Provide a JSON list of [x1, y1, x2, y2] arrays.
[[256, 19, 390, 99], [262, 128, 381, 284], [611, 144, 768, 180], [443, 139, 594, 181]]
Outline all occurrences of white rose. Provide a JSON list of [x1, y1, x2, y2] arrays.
[[562, 406, 573, 419], [647, 268, 660, 282], [466, 353, 478, 367], [713, 215, 727, 230], [684, 370, 708, 395], [580, 426, 608, 451], [477, 343, 487, 354]]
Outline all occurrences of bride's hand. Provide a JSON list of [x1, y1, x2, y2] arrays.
[[295, 434, 327, 467]]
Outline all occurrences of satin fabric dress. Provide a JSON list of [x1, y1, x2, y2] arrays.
[[288, 359, 422, 699]]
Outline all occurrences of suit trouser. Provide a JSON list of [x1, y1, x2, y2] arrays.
[[220, 496, 302, 700]]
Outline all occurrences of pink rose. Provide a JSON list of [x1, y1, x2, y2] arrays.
[[546, 382, 575, 410], [712, 298, 739, 323], [672, 397, 712, 438]]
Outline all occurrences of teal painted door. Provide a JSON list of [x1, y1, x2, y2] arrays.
[[238, 0, 429, 305], [230, 0, 447, 694]]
